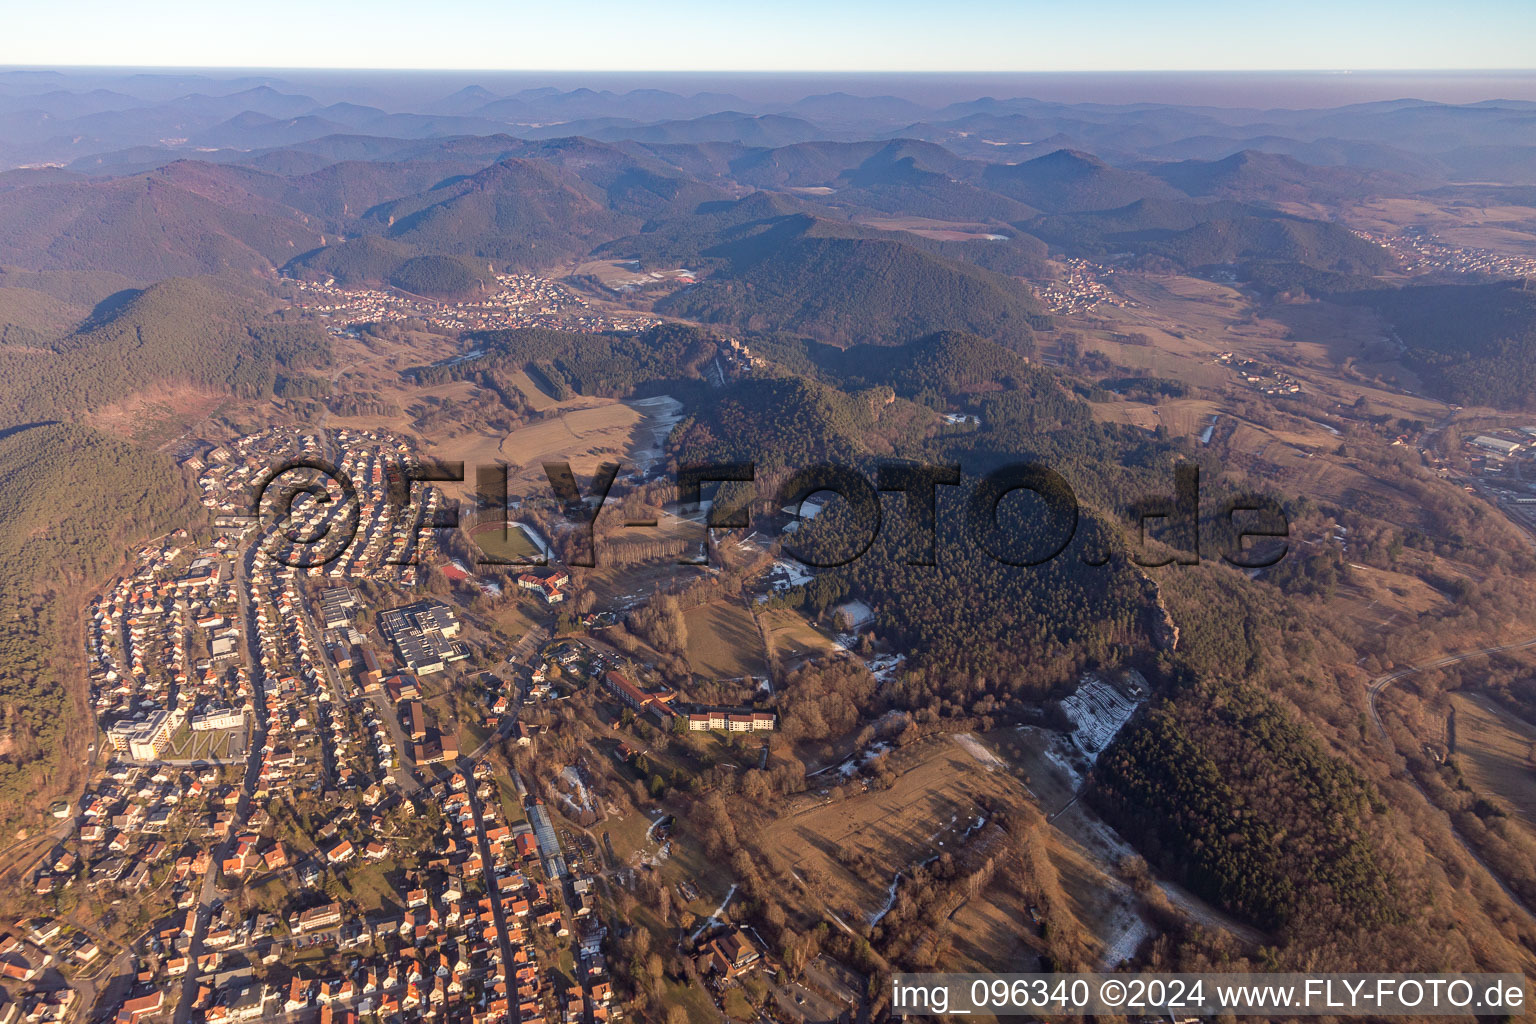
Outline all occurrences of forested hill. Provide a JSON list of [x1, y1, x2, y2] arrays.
[[0, 169, 326, 280], [810, 329, 1042, 400], [1145, 149, 1419, 204], [671, 360, 1161, 686], [1027, 198, 1396, 276], [0, 423, 199, 831], [670, 375, 881, 470], [0, 276, 333, 424], [412, 322, 722, 399], [1350, 278, 1536, 409], [360, 158, 639, 271], [287, 238, 497, 301], [656, 216, 1043, 348], [981, 149, 1183, 212], [1090, 679, 1408, 948]]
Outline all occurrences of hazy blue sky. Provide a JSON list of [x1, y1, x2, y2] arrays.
[[4, 0, 1534, 72]]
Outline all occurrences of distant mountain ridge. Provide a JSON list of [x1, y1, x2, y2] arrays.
[[982, 149, 1183, 212], [655, 213, 1043, 348], [7, 68, 1536, 180]]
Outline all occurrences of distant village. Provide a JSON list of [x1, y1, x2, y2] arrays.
[[1037, 258, 1131, 316], [288, 274, 661, 336], [1356, 227, 1536, 279], [1214, 352, 1304, 397]]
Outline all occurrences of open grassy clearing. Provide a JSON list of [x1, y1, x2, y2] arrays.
[[763, 735, 1022, 920], [498, 402, 643, 479], [1320, 557, 1456, 634], [588, 500, 712, 567], [341, 859, 403, 913], [485, 597, 541, 640], [89, 384, 232, 445], [601, 808, 659, 863], [984, 726, 1082, 815], [761, 607, 839, 662], [683, 600, 769, 679], [582, 559, 711, 609], [407, 379, 480, 408], [858, 216, 1011, 241], [1453, 692, 1536, 831], [504, 368, 560, 412], [1214, 417, 1464, 540], [982, 727, 1264, 952], [940, 883, 1042, 973], [605, 807, 735, 918]]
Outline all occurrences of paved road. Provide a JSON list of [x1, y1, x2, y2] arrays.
[[460, 760, 519, 1005], [359, 677, 421, 795], [67, 912, 138, 1018], [173, 546, 268, 1024], [1367, 636, 1536, 738]]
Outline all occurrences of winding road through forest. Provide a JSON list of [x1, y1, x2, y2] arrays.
[[1368, 636, 1536, 738]]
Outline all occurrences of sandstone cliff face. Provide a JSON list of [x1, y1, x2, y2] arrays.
[[1141, 572, 1180, 652]]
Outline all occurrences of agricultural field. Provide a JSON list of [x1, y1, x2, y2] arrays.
[[762, 735, 1023, 922], [1088, 396, 1221, 436], [567, 258, 697, 291], [1452, 691, 1536, 830], [505, 368, 561, 412], [940, 883, 1042, 973], [857, 216, 1011, 241], [761, 606, 839, 663], [683, 600, 769, 679], [1068, 272, 1445, 426], [498, 402, 643, 478], [1336, 196, 1536, 255]]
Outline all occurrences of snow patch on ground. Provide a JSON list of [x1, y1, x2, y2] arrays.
[[1098, 905, 1153, 969], [867, 653, 905, 683], [808, 739, 891, 780], [560, 766, 594, 817], [869, 874, 903, 925], [765, 559, 814, 590], [626, 394, 684, 474], [689, 882, 739, 943], [1036, 734, 1087, 788], [1060, 674, 1142, 760], [953, 732, 1005, 770], [835, 600, 874, 627]]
